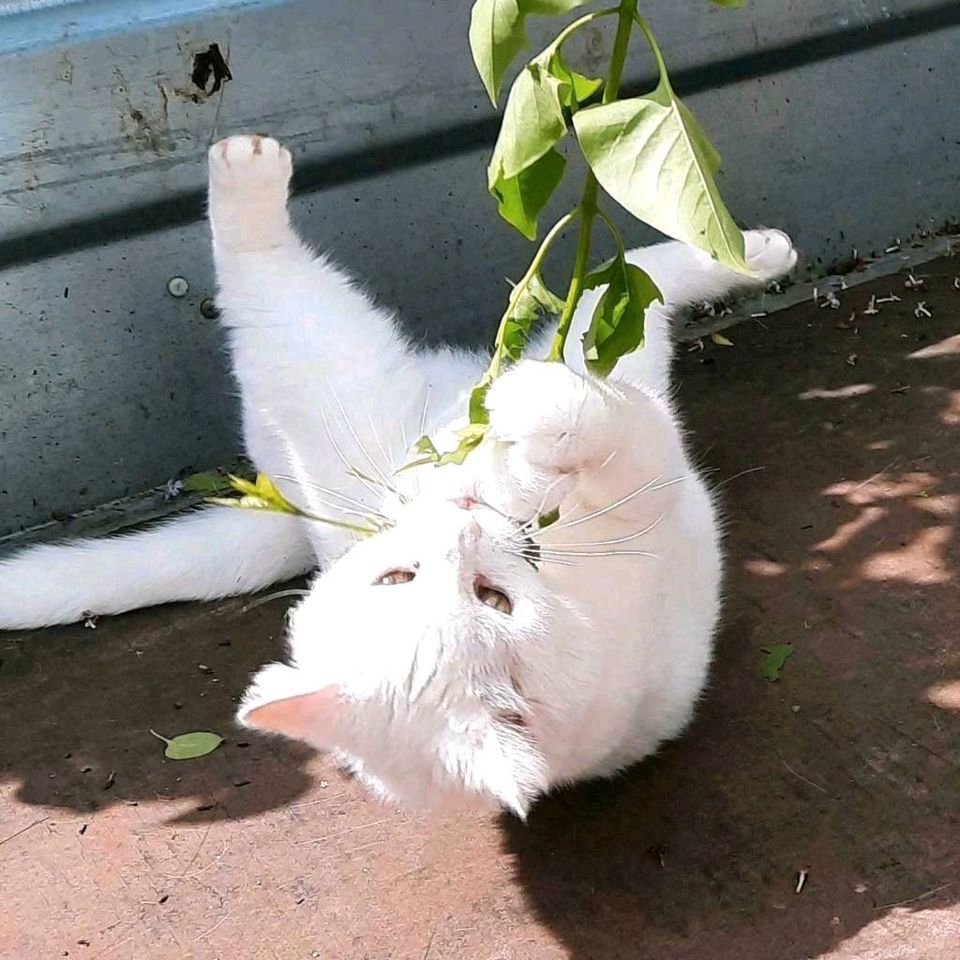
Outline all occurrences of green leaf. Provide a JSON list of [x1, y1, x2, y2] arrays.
[[414, 435, 439, 458], [474, 268, 565, 422], [538, 506, 560, 528], [469, 383, 492, 425], [495, 269, 563, 383], [710, 331, 734, 346], [485, 13, 608, 238], [491, 148, 566, 240], [210, 473, 381, 536], [456, 423, 489, 441], [710, 0, 745, 7], [468, 0, 590, 106], [181, 471, 234, 495], [515, 271, 566, 317], [565, 69, 603, 106], [210, 473, 305, 516], [547, 47, 602, 107], [150, 729, 223, 761], [488, 61, 567, 185], [469, 0, 527, 105], [573, 72, 747, 271], [395, 457, 436, 474], [437, 432, 485, 465], [522, 0, 591, 12], [403, 423, 488, 471], [760, 644, 794, 682], [395, 434, 440, 473], [581, 255, 661, 377]]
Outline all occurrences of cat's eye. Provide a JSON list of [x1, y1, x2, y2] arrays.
[[374, 568, 416, 586], [475, 581, 513, 615]]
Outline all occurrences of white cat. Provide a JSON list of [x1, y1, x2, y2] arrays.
[[0, 135, 797, 816]]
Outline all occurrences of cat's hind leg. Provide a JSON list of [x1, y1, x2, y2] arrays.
[[553, 228, 798, 393], [626, 228, 798, 306]]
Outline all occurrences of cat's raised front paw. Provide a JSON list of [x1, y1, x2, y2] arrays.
[[481, 361, 604, 518], [486, 360, 592, 451], [208, 134, 292, 198], [208, 135, 294, 251]]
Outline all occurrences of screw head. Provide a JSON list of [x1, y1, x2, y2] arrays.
[[167, 276, 189, 298], [199, 297, 220, 319]]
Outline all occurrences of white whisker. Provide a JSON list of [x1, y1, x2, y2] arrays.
[[274, 429, 338, 519], [327, 382, 399, 495], [536, 548, 660, 560], [241, 588, 311, 613], [510, 550, 576, 567], [526, 477, 660, 537], [418, 385, 431, 438], [542, 513, 665, 549], [271, 475, 389, 526], [318, 402, 384, 502], [530, 474, 568, 526], [530, 475, 690, 538], [714, 465, 766, 487], [597, 449, 619, 473], [367, 413, 396, 475]]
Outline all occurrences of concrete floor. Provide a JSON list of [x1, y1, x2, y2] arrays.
[[1, 259, 958, 960]]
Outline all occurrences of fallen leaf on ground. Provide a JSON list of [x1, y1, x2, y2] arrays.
[[761, 644, 795, 681], [150, 730, 223, 760]]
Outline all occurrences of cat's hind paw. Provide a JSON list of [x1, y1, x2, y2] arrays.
[[743, 228, 798, 281]]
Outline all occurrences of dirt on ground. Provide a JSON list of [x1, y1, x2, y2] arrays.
[[1, 258, 958, 960]]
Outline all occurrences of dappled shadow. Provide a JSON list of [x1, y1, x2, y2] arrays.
[[1, 261, 957, 958], [0, 587, 318, 825], [506, 259, 960, 958]]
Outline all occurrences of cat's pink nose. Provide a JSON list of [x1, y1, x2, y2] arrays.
[[453, 495, 479, 511]]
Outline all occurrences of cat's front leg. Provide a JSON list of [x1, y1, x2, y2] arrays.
[[480, 361, 686, 525]]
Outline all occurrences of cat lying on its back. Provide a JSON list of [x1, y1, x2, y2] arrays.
[[0, 135, 797, 816]]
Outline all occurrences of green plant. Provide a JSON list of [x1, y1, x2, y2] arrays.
[[213, 1, 749, 517], [417, 0, 748, 465]]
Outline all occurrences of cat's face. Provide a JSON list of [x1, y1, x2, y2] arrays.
[[238, 497, 573, 816]]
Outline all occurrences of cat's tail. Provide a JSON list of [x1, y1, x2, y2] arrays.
[[0, 508, 314, 631]]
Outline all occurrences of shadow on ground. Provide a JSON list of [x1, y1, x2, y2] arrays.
[[0, 587, 316, 824], [0, 260, 957, 959], [504, 260, 960, 958]]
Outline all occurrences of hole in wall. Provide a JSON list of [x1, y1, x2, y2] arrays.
[[191, 43, 232, 96]]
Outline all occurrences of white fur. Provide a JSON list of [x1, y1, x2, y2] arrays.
[[0, 135, 797, 816]]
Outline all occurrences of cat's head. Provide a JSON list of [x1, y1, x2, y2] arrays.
[[238, 496, 578, 817]]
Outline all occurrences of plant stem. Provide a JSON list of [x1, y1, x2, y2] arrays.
[[551, 5, 620, 52], [632, 11, 670, 86], [548, 0, 637, 363], [488, 209, 578, 379]]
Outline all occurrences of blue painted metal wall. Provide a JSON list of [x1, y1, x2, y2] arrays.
[[1, 0, 958, 537]]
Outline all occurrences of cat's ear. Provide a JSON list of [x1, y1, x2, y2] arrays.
[[237, 662, 341, 745], [462, 718, 548, 820]]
